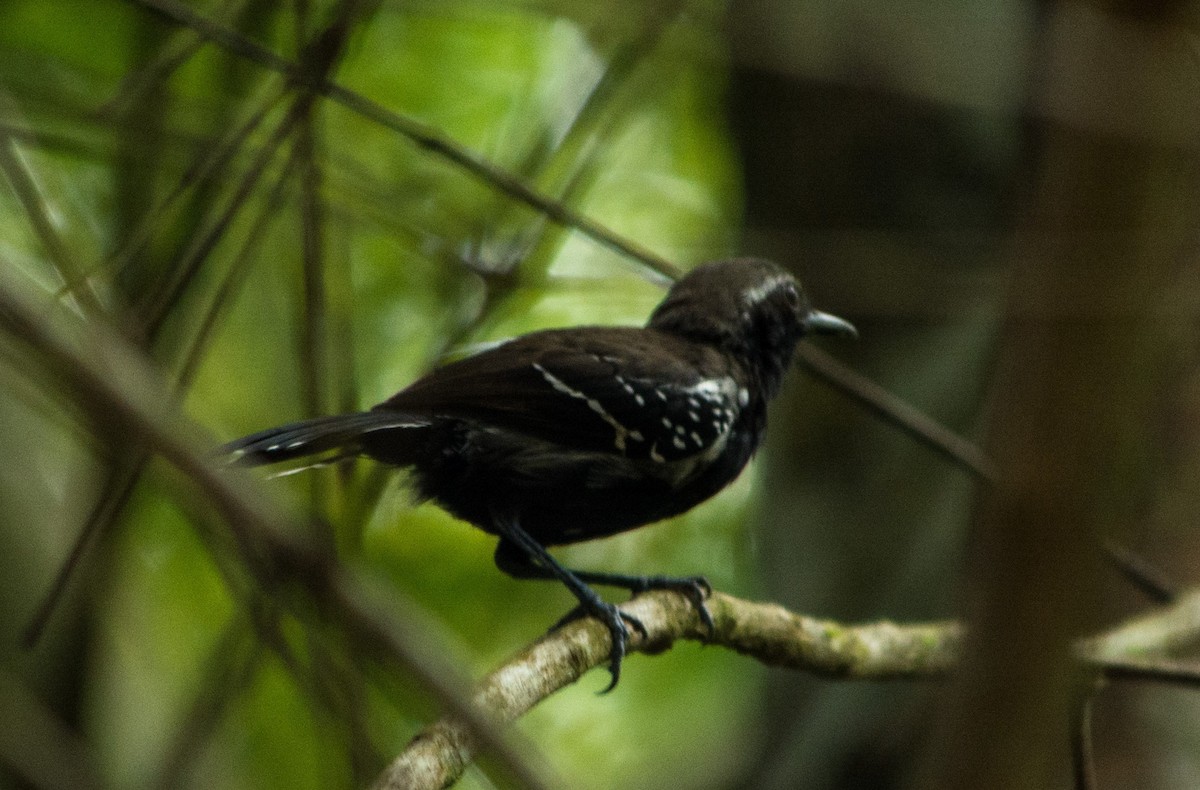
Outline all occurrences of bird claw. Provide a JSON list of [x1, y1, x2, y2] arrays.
[[595, 603, 646, 693], [547, 574, 714, 691], [550, 600, 644, 693], [630, 575, 715, 638]]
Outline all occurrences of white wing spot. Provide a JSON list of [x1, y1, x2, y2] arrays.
[[672, 436, 686, 450], [691, 431, 703, 446]]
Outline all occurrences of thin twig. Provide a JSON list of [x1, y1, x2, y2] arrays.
[[1070, 689, 1097, 790], [796, 344, 996, 481], [22, 146, 298, 647], [1100, 539, 1177, 604], [100, 0, 253, 118], [0, 670, 104, 790], [0, 126, 104, 317], [1096, 658, 1200, 688], [151, 621, 263, 790], [87, 78, 289, 300], [138, 89, 308, 338], [0, 260, 557, 790], [124, 0, 683, 285], [20, 458, 140, 647]]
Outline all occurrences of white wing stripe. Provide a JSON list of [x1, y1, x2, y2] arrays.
[[533, 363, 644, 454]]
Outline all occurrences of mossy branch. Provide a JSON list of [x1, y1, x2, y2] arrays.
[[373, 587, 1200, 790]]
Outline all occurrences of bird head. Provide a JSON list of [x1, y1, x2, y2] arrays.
[[648, 258, 856, 395]]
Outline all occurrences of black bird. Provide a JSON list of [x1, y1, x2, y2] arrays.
[[225, 258, 856, 689]]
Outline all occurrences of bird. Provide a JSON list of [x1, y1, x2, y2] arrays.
[[224, 257, 856, 690]]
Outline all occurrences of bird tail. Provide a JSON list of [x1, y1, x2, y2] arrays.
[[222, 412, 430, 466]]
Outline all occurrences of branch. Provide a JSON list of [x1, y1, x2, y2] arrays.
[[373, 591, 962, 790], [376, 586, 1200, 790], [0, 262, 557, 790], [795, 345, 995, 482], [125, 0, 684, 285], [1080, 587, 1200, 662]]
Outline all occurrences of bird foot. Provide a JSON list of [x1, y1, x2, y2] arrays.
[[551, 599, 646, 693], [628, 575, 715, 637]]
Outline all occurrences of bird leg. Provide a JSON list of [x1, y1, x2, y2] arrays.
[[543, 565, 714, 637], [492, 530, 715, 691], [491, 523, 646, 693]]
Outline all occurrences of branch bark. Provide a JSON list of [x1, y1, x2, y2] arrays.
[[373, 587, 1200, 790]]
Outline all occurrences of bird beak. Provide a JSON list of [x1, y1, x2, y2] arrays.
[[803, 309, 858, 339]]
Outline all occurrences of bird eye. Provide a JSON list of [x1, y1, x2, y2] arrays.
[[783, 283, 800, 310]]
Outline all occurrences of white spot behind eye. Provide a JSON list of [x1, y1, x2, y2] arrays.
[[741, 273, 794, 308]]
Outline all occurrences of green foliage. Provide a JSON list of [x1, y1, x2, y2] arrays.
[[0, 1, 757, 788]]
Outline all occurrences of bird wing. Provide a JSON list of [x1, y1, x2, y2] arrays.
[[376, 327, 744, 463]]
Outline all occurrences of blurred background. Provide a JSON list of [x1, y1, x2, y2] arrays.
[[2, 1, 1199, 788]]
